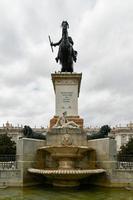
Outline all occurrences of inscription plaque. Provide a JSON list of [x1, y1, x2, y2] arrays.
[[61, 92, 73, 103]]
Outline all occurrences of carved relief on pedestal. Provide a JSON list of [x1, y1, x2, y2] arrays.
[[61, 134, 73, 146]]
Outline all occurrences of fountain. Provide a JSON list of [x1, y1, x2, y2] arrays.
[[28, 125, 105, 187]]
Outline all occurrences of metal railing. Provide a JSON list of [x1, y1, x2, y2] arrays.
[[0, 155, 17, 170], [116, 155, 133, 169]]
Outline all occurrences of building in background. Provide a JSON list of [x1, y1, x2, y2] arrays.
[[111, 122, 133, 151], [1, 121, 133, 151], [85, 122, 133, 151], [0, 121, 47, 143]]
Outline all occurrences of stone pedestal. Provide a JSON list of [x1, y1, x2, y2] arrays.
[[16, 138, 46, 186], [50, 72, 83, 128]]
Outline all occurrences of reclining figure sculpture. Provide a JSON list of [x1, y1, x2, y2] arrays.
[[54, 111, 79, 128]]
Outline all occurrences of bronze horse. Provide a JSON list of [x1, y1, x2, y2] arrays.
[[51, 21, 77, 72]]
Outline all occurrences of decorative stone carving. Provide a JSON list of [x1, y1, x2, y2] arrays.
[[53, 112, 79, 128], [61, 134, 73, 146]]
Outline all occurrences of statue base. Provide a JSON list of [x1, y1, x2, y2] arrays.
[[51, 72, 82, 116], [49, 116, 84, 129], [50, 72, 83, 129]]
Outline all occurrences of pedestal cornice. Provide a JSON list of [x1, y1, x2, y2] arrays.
[[51, 72, 82, 97]]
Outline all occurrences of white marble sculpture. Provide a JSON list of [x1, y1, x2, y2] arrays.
[[54, 111, 79, 128]]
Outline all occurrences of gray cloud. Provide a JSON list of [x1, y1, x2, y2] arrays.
[[0, 0, 133, 128]]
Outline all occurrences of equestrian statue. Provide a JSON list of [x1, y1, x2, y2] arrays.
[[49, 21, 77, 72]]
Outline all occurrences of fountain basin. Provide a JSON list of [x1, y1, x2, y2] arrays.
[[28, 168, 106, 187], [31, 145, 105, 187], [38, 146, 93, 169], [38, 146, 92, 158]]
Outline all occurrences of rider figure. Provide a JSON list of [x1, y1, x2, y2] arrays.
[[51, 21, 77, 63]]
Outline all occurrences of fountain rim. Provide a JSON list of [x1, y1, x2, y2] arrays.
[[38, 145, 94, 150], [38, 145, 94, 156], [28, 168, 106, 175]]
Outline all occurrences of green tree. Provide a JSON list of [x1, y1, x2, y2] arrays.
[[117, 138, 133, 161], [0, 134, 16, 155]]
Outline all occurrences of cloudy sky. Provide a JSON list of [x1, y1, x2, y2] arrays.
[[0, 0, 133, 128]]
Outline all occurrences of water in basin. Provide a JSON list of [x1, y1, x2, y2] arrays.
[[0, 186, 133, 200]]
